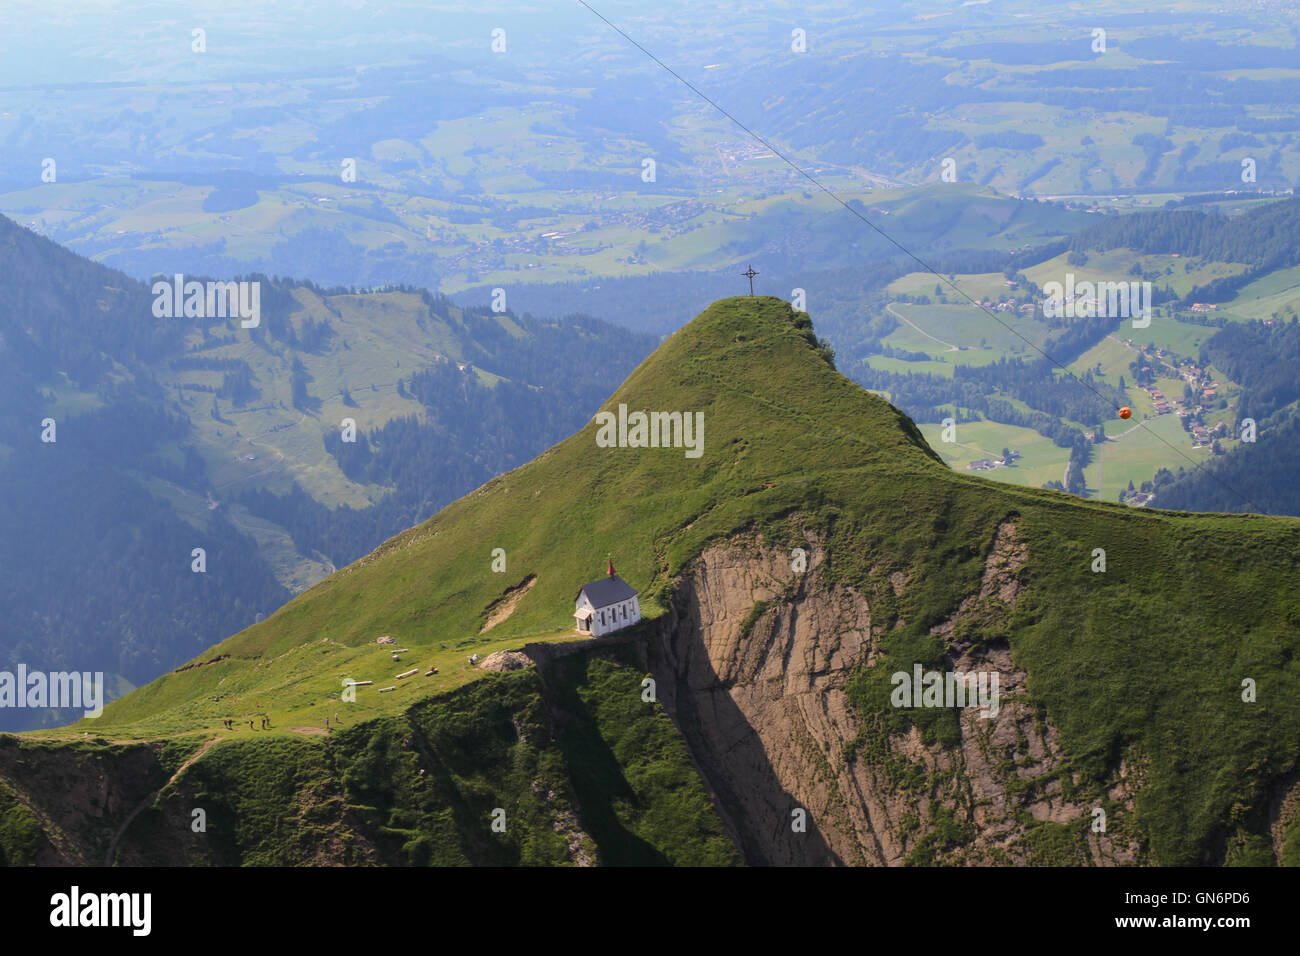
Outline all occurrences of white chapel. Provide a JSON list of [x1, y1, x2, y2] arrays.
[[574, 561, 640, 637]]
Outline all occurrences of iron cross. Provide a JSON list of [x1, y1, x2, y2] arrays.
[[742, 265, 759, 295]]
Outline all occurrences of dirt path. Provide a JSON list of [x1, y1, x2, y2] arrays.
[[211, 413, 307, 491], [214, 449, 286, 490], [887, 303, 960, 351], [104, 736, 221, 866], [948, 439, 1001, 462]]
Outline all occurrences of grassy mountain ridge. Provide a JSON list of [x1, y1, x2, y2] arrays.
[[8, 296, 1300, 866], [0, 643, 738, 866], [73, 297, 940, 735]]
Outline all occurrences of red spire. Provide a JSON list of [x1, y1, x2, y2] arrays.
[[607, 558, 615, 577]]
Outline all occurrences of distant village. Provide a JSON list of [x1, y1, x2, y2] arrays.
[[965, 334, 1236, 513], [1124, 339, 1232, 451]]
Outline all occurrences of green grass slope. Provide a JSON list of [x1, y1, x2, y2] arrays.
[[26, 296, 1300, 865], [2, 645, 737, 866], [70, 296, 940, 737]]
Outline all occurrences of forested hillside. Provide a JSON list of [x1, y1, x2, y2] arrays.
[[1067, 198, 1300, 304], [1160, 318, 1300, 513]]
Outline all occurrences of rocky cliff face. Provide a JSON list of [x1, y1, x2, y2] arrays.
[[643, 521, 1141, 865], [0, 737, 177, 865], [0, 650, 738, 867], [0, 519, 1234, 868]]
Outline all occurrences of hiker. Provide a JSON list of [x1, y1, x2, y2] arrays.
[[249, 720, 254, 730]]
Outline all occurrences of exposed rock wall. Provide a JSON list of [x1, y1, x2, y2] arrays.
[[0, 738, 167, 865], [644, 521, 1141, 865], [0, 523, 1163, 868]]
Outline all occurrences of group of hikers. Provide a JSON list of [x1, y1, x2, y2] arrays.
[[213, 648, 460, 737], [221, 715, 271, 730]]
